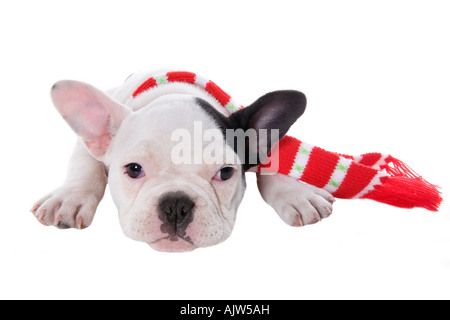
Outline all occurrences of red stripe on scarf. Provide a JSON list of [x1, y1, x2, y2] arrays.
[[301, 147, 340, 188], [333, 163, 378, 198], [167, 71, 196, 84], [259, 136, 301, 175], [205, 81, 231, 106], [358, 153, 382, 167], [132, 77, 157, 98]]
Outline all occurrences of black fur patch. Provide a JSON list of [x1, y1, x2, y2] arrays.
[[195, 97, 232, 136], [194, 90, 306, 171]]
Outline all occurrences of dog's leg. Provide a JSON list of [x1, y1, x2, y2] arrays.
[[31, 140, 107, 229], [256, 173, 335, 227]]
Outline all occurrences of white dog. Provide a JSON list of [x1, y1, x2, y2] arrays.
[[31, 71, 334, 252]]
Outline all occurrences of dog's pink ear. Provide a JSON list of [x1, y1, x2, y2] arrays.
[[51, 80, 131, 159]]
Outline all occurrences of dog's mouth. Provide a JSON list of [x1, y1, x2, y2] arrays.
[[155, 233, 194, 244], [149, 233, 196, 252]]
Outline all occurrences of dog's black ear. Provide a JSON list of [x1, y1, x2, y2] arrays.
[[229, 90, 306, 170]]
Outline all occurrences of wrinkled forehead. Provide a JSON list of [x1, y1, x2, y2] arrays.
[[109, 95, 240, 169]]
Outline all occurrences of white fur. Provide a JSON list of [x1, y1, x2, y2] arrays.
[[31, 71, 334, 251]]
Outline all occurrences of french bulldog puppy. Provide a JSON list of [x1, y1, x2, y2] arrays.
[[31, 72, 334, 252]]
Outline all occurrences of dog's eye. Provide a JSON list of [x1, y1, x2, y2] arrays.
[[125, 163, 144, 179], [214, 166, 234, 181]]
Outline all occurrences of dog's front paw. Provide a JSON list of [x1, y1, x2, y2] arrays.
[[31, 186, 101, 229], [274, 186, 334, 227], [257, 173, 335, 227]]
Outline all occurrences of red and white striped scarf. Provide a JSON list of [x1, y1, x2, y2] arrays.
[[131, 71, 442, 212]]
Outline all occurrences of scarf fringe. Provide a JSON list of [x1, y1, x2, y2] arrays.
[[362, 156, 442, 211]]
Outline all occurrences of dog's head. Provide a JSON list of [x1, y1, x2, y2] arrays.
[[51, 80, 306, 251]]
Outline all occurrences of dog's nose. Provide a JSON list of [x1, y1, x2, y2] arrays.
[[158, 191, 195, 229]]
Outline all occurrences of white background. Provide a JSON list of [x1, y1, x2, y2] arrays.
[[1, 0, 449, 300]]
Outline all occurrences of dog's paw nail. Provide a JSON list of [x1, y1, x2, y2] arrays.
[[37, 209, 46, 220], [311, 213, 321, 224], [325, 207, 333, 215], [292, 214, 303, 227], [55, 214, 62, 224], [30, 205, 39, 215], [76, 217, 84, 230], [298, 215, 304, 227]]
